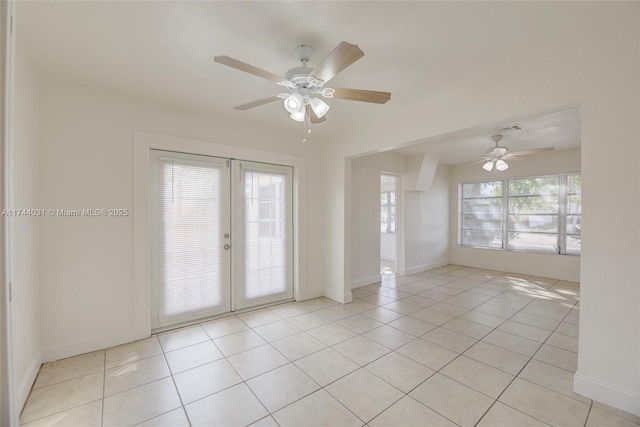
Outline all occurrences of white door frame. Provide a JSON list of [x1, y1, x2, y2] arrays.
[[1, 0, 16, 424], [133, 131, 307, 337]]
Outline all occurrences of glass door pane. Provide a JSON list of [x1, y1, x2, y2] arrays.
[[232, 161, 293, 310], [151, 150, 231, 329]]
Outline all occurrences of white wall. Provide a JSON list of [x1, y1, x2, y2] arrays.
[[9, 38, 41, 411], [323, 3, 640, 415], [350, 152, 405, 287], [449, 148, 581, 281], [403, 163, 450, 275], [350, 154, 450, 284], [37, 76, 325, 361]]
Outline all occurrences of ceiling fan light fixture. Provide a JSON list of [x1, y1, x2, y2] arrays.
[[309, 97, 330, 118], [289, 103, 306, 122], [482, 161, 494, 172], [495, 159, 509, 171], [284, 93, 304, 113]]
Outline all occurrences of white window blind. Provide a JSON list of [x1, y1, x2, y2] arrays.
[[459, 180, 503, 248], [159, 160, 225, 320], [242, 168, 288, 301], [507, 176, 559, 253], [459, 173, 581, 255], [564, 173, 582, 254]]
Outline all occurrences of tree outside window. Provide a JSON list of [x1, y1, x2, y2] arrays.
[[459, 173, 581, 255]]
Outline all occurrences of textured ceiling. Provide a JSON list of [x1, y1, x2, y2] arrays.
[[18, 1, 582, 149], [392, 108, 581, 164]]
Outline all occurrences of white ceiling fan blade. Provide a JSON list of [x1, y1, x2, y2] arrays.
[[310, 41, 364, 84], [214, 56, 286, 83], [330, 87, 391, 104], [306, 105, 326, 124], [233, 96, 281, 110], [502, 155, 524, 162], [467, 159, 490, 166], [509, 147, 554, 156]]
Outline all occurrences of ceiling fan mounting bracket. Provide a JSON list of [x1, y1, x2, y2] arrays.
[[295, 45, 315, 65]]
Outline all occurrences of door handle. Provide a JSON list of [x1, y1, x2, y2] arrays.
[[224, 244, 231, 250]]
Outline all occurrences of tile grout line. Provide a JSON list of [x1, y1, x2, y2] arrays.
[[153, 271, 579, 426], [255, 320, 379, 426], [473, 297, 582, 427], [364, 273, 519, 426], [160, 341, 192, 427], [363, 269, 553, 425], [584, 400, 594, 427], [231, 294, 424, 425], [19, 354, 107, 425], [219, 341, 275, 427], [175, 317, 360, 425], [333, 269, 509, 426], [22, 267, 595, 427]]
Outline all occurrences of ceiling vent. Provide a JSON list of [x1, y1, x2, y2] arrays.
[[500, 124, 525, 132]]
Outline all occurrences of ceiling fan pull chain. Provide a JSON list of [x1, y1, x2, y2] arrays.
[[302, 113, 308, 143], [302, 106, 313, 143]]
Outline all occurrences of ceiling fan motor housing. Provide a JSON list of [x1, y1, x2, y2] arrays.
[[285, 67, 315, 86], [285, 45, 326, 91], [487, 146, 509, 156]]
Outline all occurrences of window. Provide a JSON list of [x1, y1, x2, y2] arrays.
[[564, 173, 582, 254], [459, 173, 581, 254], [380, 191, 396, 233], [257, 180, 284, 238], [508, 176, 559, 252], [459, 181, 503, 248]]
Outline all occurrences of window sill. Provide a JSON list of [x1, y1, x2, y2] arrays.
[[458, 244, 580, 257]]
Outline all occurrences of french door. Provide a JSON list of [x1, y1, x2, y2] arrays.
[[150, 150, 293, 329]]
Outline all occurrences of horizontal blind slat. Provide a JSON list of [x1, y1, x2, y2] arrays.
[[243, 170, 287, 301], [160, 162, 225, 320]]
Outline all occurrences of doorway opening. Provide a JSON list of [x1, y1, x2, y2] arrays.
[[380, 174, 398, 276]]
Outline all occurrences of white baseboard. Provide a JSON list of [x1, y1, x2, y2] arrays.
[[297, 291, 324, 302], [404, 260, 449, 276], [16, 352, 41, 414], [324, 287, 353, 304], [574, 372, 640, 417], [42, 328, 149, 363], [449, 258, 579, 282], [351, 275, 381, 289]]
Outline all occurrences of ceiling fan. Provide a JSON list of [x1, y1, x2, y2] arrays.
[[479, 135, 554, 172], [214, 41, 391, 127]]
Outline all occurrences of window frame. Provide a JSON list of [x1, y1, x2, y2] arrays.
[[458, 180, 504, 249], [561, 172, 582, 255], [458, 172, 581, 256]]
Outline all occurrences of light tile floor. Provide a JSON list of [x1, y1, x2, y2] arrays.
[[20, 265, 640, 427]]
